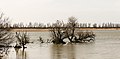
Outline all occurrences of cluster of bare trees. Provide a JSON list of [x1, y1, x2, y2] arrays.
[[50, 17, 95, 44]]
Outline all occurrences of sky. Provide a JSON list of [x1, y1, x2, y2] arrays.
[[0, 0, 120, 24]]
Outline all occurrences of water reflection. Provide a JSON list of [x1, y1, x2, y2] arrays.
[[15, 48, 27, 59], [51, 44, 75, 59]]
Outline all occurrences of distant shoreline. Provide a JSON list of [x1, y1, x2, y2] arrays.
[[10, 28, 120, 32]]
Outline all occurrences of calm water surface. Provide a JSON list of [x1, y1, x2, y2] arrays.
[[2, 30, 120, 59]]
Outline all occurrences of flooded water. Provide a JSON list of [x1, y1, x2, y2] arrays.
[[2, 30, 120, 59]]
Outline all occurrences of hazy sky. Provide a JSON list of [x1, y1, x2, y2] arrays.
[[0, 0, 120, 24]]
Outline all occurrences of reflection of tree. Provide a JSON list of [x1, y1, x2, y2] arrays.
[[22, 49, 27, 59], [66, 44, 75, 59], [15, 48, 27, 59], [51, 45, 61, 59], [51, 44, 75, 59]]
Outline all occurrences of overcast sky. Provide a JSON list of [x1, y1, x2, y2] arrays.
[[0, 0, 120, 24]]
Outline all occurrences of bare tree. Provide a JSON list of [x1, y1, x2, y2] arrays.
[[28, 22, 32, 27], [15, 32, 29, 48], [93, 23, 97, 28], [50, 17, 78, 44], [64, 16, 78, 42], [50, 20, 66, 44], [88, 23, 91, 27], [0, 13, 13, 46]]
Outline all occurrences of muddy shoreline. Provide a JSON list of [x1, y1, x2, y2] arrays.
[[10, 28, 120, 32]]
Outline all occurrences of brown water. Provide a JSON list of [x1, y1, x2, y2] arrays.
[[2, 30, 120, 59]]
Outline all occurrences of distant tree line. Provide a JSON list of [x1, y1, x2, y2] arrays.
[[8, 22, 120, 28]]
